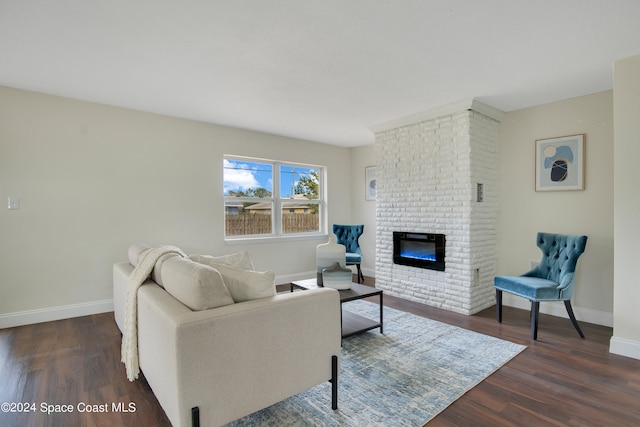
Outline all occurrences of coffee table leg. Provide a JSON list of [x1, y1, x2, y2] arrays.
[[379, 292, 384, 334], [340, 309, 344, 345]]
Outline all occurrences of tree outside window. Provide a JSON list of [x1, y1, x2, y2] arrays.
[[224, 157, 324, 238]]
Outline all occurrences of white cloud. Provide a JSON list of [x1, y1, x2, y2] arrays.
[[223, 159, 259, 193]]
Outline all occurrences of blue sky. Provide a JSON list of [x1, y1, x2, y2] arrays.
[[223, 159, 316, 198]]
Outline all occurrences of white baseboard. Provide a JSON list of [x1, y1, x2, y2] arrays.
[[610, 336, 640, 360], [0, 269, 367, 328], [502, 294, 613, 327], [0, 299, 114, 329], [362, 267, 375, 279]]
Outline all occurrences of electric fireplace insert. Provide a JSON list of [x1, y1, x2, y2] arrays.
[[393, 232, 445, 271]]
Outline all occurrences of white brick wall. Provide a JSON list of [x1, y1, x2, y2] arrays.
[[374, 109, 499, 315]]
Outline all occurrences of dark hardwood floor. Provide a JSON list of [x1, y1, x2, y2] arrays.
[[1, 276, 639, 426]]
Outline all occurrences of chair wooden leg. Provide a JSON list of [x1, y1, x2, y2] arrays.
[[496, 289, 503, 323], [531, 301, 540, 340], [356, 264, 363, 283], [564, 300, 585, 338]]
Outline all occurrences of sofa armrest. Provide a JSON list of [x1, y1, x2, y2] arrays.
[[137, 285, 341, 427], [113, 262, 134, 332]]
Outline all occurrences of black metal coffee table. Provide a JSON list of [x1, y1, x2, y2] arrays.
[[290, 279, 383, 338]]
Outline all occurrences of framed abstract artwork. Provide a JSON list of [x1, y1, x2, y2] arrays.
[[535, 134, 585, 191], [365, 166, 376, 200]]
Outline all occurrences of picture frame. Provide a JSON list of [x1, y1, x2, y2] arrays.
[[535, 134, 585, 191], [365, 166, 376, 200]]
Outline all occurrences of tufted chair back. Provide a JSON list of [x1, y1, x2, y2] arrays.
[[332, 224, 363, 255], [524, 232, 588, 299]]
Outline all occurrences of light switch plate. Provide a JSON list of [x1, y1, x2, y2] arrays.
[[8, 197, 20, 210]]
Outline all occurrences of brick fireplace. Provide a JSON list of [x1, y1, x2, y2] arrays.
[[371, 99, 502, 315]]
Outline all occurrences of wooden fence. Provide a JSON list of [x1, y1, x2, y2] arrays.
[[225, 213, 319, 236]]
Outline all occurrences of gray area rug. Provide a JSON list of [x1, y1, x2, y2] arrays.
[[227, 300, 525, 426]]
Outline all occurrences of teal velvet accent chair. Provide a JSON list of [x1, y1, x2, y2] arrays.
[[494, 232, 588, 340], [332, 224, 364, 283]]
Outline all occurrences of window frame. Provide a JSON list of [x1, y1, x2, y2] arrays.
[[223, 155, 326, 243]]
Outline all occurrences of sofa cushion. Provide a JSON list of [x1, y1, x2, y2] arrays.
[[190, 250, 254, 271], [160, 257, 235, 310], [206, 262, 276, 303]]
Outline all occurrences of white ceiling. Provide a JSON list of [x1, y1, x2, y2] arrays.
[[2, 1, 639, 147]]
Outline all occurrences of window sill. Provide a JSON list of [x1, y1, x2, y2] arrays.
[[224, 233, 329, 245]]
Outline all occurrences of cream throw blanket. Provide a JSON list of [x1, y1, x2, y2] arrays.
[[121, 245, 187, 381]]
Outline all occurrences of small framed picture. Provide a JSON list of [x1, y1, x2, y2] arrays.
[[535, 134, 585, 191], [365, 166, 376, 200]]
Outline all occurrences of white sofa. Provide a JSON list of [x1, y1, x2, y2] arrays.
[[113, 244, 341, 427]]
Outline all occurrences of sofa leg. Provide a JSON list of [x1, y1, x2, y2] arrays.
[[330, 355, 338, 410], [496, 290, 502, 323], [192, 406, 200, 427]]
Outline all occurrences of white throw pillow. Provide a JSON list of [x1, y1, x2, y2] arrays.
[[206, 262, 276, 303], [190, 250, 254, 271], [160, 257, 235, 310]]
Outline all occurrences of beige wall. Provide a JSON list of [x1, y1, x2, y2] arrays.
[[498, 91, 614, 325], [0, 86, 352, 325], [349, 145, 377, 277], [611, 55, 640, 358]]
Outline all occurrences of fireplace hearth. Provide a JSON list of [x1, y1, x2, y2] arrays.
[[393, 232, 445, 271]]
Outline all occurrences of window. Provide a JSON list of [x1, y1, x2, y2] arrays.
[[224, 156, 324, 239]]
